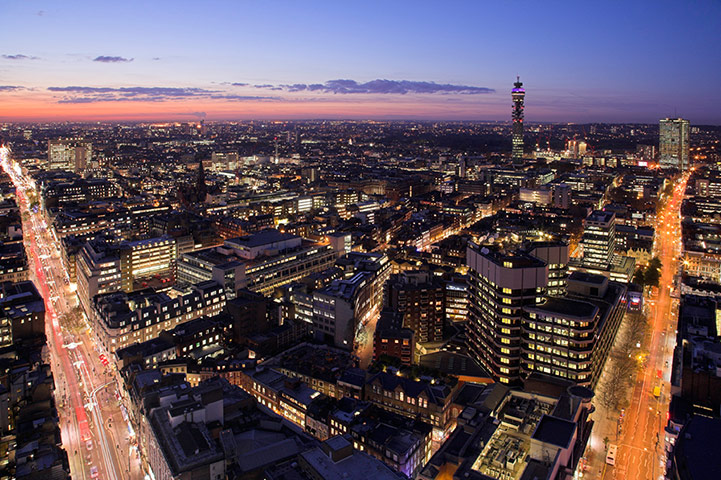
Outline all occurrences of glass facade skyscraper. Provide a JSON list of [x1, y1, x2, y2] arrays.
[[659, 118, 690, 170]]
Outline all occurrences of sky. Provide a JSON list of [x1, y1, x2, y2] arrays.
[[0, 0, 720, 124]]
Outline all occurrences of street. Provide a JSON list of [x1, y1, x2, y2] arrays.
[[585, 173, 689, 480], [0, 147, 144, 480]]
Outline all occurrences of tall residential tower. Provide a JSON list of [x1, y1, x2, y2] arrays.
[[512, 76, 525, 160]]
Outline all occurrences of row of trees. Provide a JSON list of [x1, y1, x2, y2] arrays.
[[632, 257, 662, 288], [597, 312, 649, 412]]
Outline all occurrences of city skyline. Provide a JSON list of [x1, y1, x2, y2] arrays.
[[1, 1, 720, 123], [2, 2, 721, 479]]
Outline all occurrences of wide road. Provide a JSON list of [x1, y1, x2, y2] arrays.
[[0, 146, 143, 480], [609, 173, 689, 480]]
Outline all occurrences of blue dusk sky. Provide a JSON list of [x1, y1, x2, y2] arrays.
[[0, 0, 719, 123]]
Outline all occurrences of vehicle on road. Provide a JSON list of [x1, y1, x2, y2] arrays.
[[606, 444, 617, 466], [653, 385, 661, 398], [90, 466, 99, 478]]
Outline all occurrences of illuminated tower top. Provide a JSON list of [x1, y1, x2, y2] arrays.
[[512, 76, 525, 160], [512, 76, 525, 94]]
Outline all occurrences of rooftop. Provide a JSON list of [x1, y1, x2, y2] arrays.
[[587, 209, 615, 225], [526, 297, 598, 319], [531, 414, 576, 448], [300, 436, 402, 480], [227, 229, 299, 248]]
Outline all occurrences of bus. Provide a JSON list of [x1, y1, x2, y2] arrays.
[[75, 406, 91, 443], [606, 444, 617, 466]]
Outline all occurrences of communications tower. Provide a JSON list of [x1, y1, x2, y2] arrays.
[[512, 76, 525, 160]]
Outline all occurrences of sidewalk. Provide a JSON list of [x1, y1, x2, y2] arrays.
[[583, 310, 641, 479]]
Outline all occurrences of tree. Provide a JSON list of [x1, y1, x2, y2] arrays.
[[598, 312, 648, 412], [632, 268, 646, 286], [648, 257, 662, 272], [644, 267, 660, 288]]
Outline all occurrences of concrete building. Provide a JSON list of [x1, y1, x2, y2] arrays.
[[77, 235, 177, 316], [295, 435, 404, 480], [385, 270, 445, 344], [0, 281, 45, 347], [581, 210, 616, 268], [119, 237, 178, 292], [570, 209, 636, 284], [524, 241, 569, 296], [210, 151, 239, 171], [364, 371, 458, 439], [418, 380, 594, 480], [177, 229, 343, 298], [41, 178, 118, 208], [0, 242, 29, 283], [313, 271, 375, 349], [466, 244, 548, 385], [666, 415, 721, 480], [373, 310, 415, 366], [47, 138, 92, 172], [522, 272, 627, 388], [519, 186, 553, 206], [90, 280, 225, 353]]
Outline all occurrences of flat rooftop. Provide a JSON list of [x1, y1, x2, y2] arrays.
[[531, 414, 576, 448], [587, 210, 615, 224], [227, 229, 298, 248], [528, 297, 598, 319], [568, 270, 607, 285]]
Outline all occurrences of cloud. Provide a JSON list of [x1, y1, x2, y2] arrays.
[[0, 86, 22, 92], [2, 54, 38, 60], [47, 85, 278, 103], [49, 86, 209, 96], [210, 94, 277, 101], [37, 10, 45, 16], [253, 79, 494, 95], [93, 55, 133, 63], [231, 82, 248, 86]]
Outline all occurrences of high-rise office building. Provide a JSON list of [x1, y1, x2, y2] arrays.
[[659, 118, 690, 170], [511, 77, 525, 160], [569, 210, 635, 284], [523, 241, 569, 296], [466, 243, 625, 388], [581, 210, 616, 269], [47, 138, 92, 172], [466, 244, 548, 385], [522, 272, 626, 388]]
